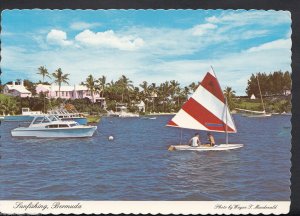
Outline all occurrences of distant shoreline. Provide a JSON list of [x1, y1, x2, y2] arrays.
[[146, 113, 176, 116]]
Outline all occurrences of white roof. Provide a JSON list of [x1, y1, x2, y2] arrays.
[[74, 85, 88, 91], [37, 84, 88, 91], [6, 84, 31, 94], [36, 84, 51, 91]]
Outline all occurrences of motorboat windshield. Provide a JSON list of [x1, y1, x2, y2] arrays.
[[48, 115, 60, 121], [31, 115, 60, 125]]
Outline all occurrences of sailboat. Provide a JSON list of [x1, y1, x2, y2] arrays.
[[166, 67, 243, 151], [237, 75, 271, 117]]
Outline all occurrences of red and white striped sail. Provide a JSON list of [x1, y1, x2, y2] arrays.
[[166, 68, 237, 133]]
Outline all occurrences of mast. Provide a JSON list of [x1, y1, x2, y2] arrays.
[[211, 66, 229, 144], [256, 75, 266, 113]]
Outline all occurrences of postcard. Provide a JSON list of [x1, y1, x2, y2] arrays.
[[0, 9, 291, 214]]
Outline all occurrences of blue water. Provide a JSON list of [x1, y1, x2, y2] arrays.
[[0, 114, 291, 200]]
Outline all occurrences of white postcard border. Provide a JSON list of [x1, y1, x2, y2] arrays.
[[0, 201, 290, 215]]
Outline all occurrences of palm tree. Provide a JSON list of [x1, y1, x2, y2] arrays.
[[223, 86, 236, 110], [139, 81, 149, 96], [148, 83, 157, 112], [37, 66, 51, 83], [98, 75, 107, 98], [178, 86, 190, 107], [139, 81, 149, 112], [52, 68, 69, 98], [37, 66, 51, 113], [116, 75, 134, 103], [84, 74, 97, 103], [170, 80, 180, 106], [158, 81, 172, 112], [189, 82, 198, 93]]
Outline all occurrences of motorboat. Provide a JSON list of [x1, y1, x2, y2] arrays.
[[4, 108, 44, 122], [11, 115, 97, 138], [107, 103, 139, 117]]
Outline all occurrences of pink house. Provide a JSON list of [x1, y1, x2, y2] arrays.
[[36, 84, 104, 103], [3, 80, 32, 97]]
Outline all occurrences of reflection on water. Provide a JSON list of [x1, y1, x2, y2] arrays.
[[0, 114, 291, 200]]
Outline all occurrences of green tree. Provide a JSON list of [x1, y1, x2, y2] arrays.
[[189, 82, 198, 93], [84, 74, 97, 103], [24, 79, 37, 95], [139, 81, 149, 111], [116, 75, 134, 103], [148, 83, 158, 112], [52, 68, 70, 98], [246, 74, 259, 97], [158, 81, 172, 112], [37, 66, 51, 83], [0, 95, 19, 115], [223, 86, 236, 110], [98, 75, 107, 98], [246, 71, 291, 97], [282, 71, 291, 94]]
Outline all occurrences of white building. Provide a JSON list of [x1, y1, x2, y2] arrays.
[[3, 80, 32, 98], [136, 101, 145, 112]]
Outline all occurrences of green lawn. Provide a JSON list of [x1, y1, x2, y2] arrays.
[[86, 115, 101, 124], [234, 99, 262, 111], [234, 97, 290, 113]]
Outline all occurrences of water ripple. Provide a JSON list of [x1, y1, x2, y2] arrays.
[[0, 115, 291, 200]]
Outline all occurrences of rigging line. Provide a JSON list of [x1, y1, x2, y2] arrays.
[[225, 97, 228, 144], [256, 74, 266, 112], [180, 128, 183, 145], [212, 65, 237, 133]]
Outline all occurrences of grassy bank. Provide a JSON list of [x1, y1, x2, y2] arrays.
[[233, 97, 291, 113], [86, 115, 101, 124]]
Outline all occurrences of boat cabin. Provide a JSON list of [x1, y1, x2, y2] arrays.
[[30, 115, 79, 128], [46, 123, 78, 128]]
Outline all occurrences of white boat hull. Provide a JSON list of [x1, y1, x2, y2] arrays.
[[246, 114, 272, 117], [169, 144, 243, 151], [11, 126, 97, 138]]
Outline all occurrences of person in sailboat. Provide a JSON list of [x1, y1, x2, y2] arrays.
[[189, 133, 201, 147], [207, 132, 215, 147]]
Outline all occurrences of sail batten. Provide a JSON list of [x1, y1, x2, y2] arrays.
[[166, 69, 237, 133]]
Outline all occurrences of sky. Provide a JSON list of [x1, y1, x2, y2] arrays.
[[1, 9, 291, 95]]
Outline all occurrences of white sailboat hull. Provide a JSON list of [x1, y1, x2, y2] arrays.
[[169, 144, 243, 151], [246, 114, 272, 117]]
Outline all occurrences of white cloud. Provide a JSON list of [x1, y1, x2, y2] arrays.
[[2, 35, 291, 96], [191, 23, 217, 36], [246, 39, 291, 53], [75, 29, 144, 50], [242, 30, 269, 39], [205, 10, 291, 26], [205, 16, 218, 23], [2, 11, 291, 95], [46, 29, 73, 46], [70, 21, 101, 30]]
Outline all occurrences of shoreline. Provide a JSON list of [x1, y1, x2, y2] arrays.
[[146, 112, 176, 116]]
